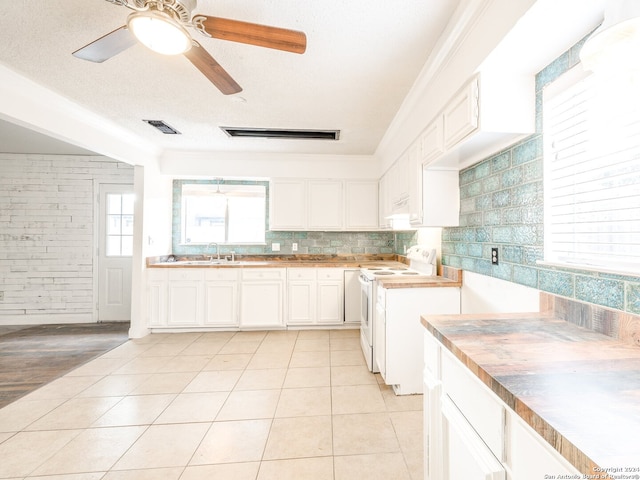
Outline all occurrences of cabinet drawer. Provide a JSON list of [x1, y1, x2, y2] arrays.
[[204, 269, 239, 281], [441, 347, 504, 460], [168, 269, 204, 282], [316, 268, 343, 280], [424, 331, 440, 379], [242, 268, 286, 280], [288, 268, 316, 280], [147, 269, 168, 281]]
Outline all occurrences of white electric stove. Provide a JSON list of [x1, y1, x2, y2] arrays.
[[359, 246, 437, 373]]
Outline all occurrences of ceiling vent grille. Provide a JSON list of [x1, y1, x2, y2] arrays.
[[143, 120, 181, 134], [220, 127, 340, 140]]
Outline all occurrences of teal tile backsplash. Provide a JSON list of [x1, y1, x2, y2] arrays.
[[441, 35, 640, 315]]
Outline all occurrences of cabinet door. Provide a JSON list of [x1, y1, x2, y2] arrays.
[[204, 282, 238, 326], [424, 372, 443, 480], [317, 281, 343, 324], [378, 174, 391, 229], [308, 180, 343, 230], [240, 281, 285, 328], [421, 116, 444, 166], [147, 281, 167, 327], [269, 179, 307, 230], [441, 396, 505, 480], [396, 152, 410, 202], [147, 269, 167, 327], [167, 282, 203, 326], [288, 281, 315, 325], [343, 270, 360, 324], [406, 142, 423, 225], [345, 181, 378, 230], [443, 77, 479, 150]]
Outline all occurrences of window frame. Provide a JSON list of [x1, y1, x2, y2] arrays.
[[174, 179, 268, 246], [541, 64, 640, 276]]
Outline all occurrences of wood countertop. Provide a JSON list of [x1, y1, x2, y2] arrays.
[[377, 275, 461, 289], [421, 312, 640, 477], [147, 254, 408, 269]]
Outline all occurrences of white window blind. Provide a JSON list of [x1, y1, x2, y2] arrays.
[[543, 68, 640, 274]]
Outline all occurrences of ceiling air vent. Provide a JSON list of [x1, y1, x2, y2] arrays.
[[143, 120, 181, 135], [220, 127, 340, 140]]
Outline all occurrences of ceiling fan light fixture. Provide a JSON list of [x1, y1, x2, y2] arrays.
[[127, 9, 192, 55]]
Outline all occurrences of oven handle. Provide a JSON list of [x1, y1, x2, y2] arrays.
[[358, 274, 371, 288]]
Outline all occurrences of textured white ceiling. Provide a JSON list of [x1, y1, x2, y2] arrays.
[[0, 0, 459, 157]]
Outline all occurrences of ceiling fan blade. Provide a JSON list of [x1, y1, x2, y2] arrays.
[[196, 16, 306, 54], [72, 25, 137, 63], [184, 42, 242, 95]]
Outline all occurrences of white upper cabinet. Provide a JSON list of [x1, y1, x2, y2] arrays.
[[421, 116, 445, 165], [345, 181, 379, 230], [443, 76, 479, 151], [270, 178, 378, 231], [406, 142, 423, 225], [269, 179, 307, 230], [308, 180, 343, 230], [378, 174, 392, 229], [426, 72, 534, 170]]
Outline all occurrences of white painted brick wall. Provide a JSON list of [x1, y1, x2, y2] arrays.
[[0, 154, 134, 324]]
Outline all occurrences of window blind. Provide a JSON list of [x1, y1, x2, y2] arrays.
[[543, 71, 640, 274]]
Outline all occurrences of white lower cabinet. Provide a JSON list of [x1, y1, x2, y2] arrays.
[[424, 330, 582, 480], [167, 269, 204, 326], [204, 269, 239, 327], [343, 269, 360, 325], [287, 268, 344, 326], [441, 395, 505, 480], [147, 266, 346, 331], [240, 268, 286, 329], [377, 286, 460, 395], [508, 410, 581, 479], [147, 269, 167, 327]]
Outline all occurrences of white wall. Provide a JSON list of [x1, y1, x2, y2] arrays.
[[461, 271, 540, 314], [0, 154, 134, 325]]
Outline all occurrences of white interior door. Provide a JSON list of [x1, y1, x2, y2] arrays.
[[97, 184, 134, 322]]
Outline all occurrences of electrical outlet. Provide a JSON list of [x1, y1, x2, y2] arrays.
[[272, 242, 280, 252], [491, 247, 499, 265], [292, 242, 298, 252]]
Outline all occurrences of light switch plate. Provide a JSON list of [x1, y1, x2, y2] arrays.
[[272, 242, 280, 252]]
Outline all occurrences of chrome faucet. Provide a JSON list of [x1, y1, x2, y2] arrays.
[[207, 242, 220, 262]]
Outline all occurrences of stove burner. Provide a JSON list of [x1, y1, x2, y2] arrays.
[[366, 267, 383, 270], [388, 267, 408, 271], [401, 272, 420, 275], [373, 271, 395, 275]]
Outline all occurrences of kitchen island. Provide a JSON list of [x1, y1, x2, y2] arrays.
[[421, 304, 640, 479]]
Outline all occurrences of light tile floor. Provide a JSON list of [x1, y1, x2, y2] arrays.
[[0, 329, 423, 480]]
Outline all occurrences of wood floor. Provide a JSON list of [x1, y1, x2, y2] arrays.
[[0, 323, 130, 408]]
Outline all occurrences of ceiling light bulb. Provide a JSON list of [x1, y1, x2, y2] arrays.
[[127, 10, 192, 55]]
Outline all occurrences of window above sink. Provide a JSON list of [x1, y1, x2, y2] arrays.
[[175, 179, 267, 246]]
